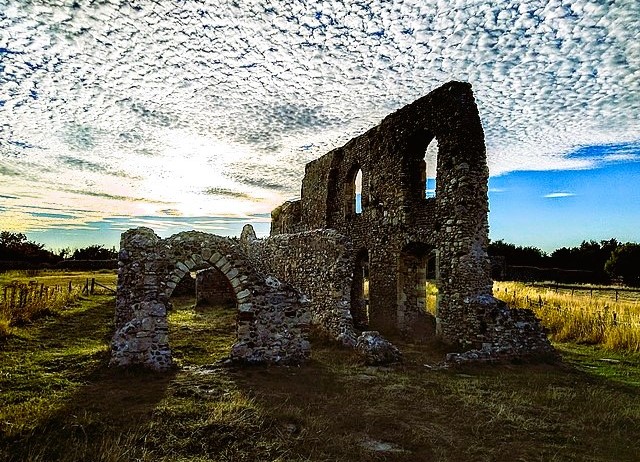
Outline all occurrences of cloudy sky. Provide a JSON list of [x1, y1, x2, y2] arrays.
[[1, 0, 639, 252]]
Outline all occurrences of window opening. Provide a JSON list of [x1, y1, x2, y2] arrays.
[[351, 249, 370, 329], [424, 139, 438, 198], [355, 168, 363, 214]]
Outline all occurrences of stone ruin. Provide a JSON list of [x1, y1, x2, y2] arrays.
[[111, 81, 554, 370]]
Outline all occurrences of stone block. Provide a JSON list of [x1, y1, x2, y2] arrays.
[[202, 248, 212, 261], [208, 252, 223, 265], [236, 289, 251, 301]]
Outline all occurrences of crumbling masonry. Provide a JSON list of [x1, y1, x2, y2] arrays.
[[111, 81, 554, 370]]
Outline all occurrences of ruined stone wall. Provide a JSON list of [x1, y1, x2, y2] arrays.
[[270, 80, 554, 360], [273, 81, 488, 343], [240, 225, 358, 346], [112, 228, 311, 370], [270, 200, 302, 235], [114, 81, 554, 369]]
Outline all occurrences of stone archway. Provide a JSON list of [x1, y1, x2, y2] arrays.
[[111, 227, 311, 371]]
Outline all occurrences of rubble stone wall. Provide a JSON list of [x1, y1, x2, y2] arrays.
[[271, 81, 554, 361], [239, 225, 358, 346], [196, 268, 235, 307], [111, 228, 310, 370]]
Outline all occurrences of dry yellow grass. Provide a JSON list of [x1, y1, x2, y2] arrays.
[[0, 281, 83, 339], [493, 281, 640, 353], [0, 269, 117, 340]]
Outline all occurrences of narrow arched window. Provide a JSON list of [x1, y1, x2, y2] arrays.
[[424, 139, 438, 198], [345, 165, 364, 217], [355, 168, 363, 214]]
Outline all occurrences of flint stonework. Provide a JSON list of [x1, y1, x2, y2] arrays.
[[271, 80, 554, 362], [111, 81, 554, 370]]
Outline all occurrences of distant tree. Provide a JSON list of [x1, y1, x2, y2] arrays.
[[70, 245, 117, 260], [488, 240, 547, 266], [550, 239, 620, 278], [57, 247, 71, 260], [605, 243, 640, 287], [0, 231, 57, 263]]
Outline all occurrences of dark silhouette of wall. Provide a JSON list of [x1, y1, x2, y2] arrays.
[[271, 81, 553, 360]]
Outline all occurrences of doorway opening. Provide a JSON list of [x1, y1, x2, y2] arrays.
[[397, 243, 437, 340], [351, 248, 370, 330]]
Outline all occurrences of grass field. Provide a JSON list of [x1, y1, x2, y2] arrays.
[[0, 270, 117, 340], [0, 269, 118, 288], [1, 272, 640, 461], [494, 281, 640, 353]]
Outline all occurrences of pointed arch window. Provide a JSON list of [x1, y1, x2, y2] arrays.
[[345, 165, 365, 217], [424, 139, 438, 199], [355, 168, 363, 214]]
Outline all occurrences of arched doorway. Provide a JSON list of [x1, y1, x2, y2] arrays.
[[167, 266, 238, 366], [397, 243, 437, 341], [195, 267, 236, 308], [111, 228, 310, 370]]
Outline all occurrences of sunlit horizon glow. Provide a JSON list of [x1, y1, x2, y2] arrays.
[[1, 0, 639, 251]]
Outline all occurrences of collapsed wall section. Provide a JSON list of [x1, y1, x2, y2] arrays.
[[240, 224, 358, 346]]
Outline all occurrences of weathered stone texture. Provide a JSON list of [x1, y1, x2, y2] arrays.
[[196, 268, 235, 307], [111, 228, 311, 370], [270, 80, 554, 361], [240, 225, 358, 346], [356, 331, 403, 365]]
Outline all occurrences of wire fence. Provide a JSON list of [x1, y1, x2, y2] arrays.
[[1, 278, 115, 327]]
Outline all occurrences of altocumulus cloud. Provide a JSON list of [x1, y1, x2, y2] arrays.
[[0, 0, 639, 233]]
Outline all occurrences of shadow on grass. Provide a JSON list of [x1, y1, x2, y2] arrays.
[[228, 337, 439, 462], [3, 295, 640, 462], [229, 335, 640, 462], [0, 296, 176, 461]]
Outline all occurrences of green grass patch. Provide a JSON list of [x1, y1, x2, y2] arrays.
[[1, 285, 640, 461], [0, 270, 118, 341], [0, 269, 117, 288]]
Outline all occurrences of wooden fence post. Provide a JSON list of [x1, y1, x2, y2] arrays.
[[90, 278, 95, 295]]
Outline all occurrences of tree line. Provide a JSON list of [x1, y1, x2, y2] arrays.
[[0, 231, 117, 264], [488, 239, 640, 287], [1, 230, 638, 286]]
